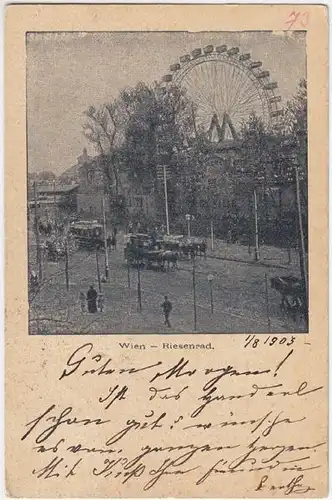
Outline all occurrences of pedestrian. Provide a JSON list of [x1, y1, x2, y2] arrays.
[[111, 233, 117, 250], [87, 285, 98, 313], [79, 291, 86, 312], [161, 295, 172, 328], [97, 293, 104, 312]]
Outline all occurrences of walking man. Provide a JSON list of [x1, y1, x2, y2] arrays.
[[161, 295, 172, 328], [87, 285, 98, 313]]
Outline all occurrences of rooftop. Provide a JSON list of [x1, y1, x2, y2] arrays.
[[37, 184, 79, 194]]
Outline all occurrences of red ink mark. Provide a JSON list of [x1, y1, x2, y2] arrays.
[[286, 11, 300, 29], [300, 12, 309, 28], [286, 11, 309, 29]]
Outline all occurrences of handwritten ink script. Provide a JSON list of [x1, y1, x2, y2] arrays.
[[20, 342, 326, 496]]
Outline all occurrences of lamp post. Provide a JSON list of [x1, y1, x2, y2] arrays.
[[163, 165, 170, 235], [293, 160, 308, 326], [137, 256, 142, 313], [207, 274, 214, 314], [186, 213, 194, 238], [192, 253, 197, 331], [102, 195, 109, 280], [95, 245, 102, 293], [33, 181, 43, 281], [253, 186, 260, 261]]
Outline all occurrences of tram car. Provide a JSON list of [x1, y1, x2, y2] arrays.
[[69, 220, 106, 250]]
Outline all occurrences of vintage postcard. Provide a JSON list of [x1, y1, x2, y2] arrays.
[[5, 4, 328, 498]]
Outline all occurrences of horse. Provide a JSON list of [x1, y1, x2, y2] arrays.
[[195, 240, 207, 258], [179, 239, 207, 259], [270, 276, 305, 322], [161, 250, 179, 271]]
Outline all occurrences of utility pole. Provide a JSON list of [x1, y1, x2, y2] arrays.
[[294, 163, 308, 326], [65, 238, 69, 291], [33, 181, 43, 281], [208, 274, 214, 314], [191, 102, 197, 138], [127, 261, 131, 288], [264, 273, 271, 332], [210, 220, 214, 250], [192, 253, 197, 331], [163, 165, 170, 235], [253, 187, 260, 261], [96, 246, 102, 293], [137, 257, 142, 312], [53, 179, 57, 222], [102, 195, 109, 279]]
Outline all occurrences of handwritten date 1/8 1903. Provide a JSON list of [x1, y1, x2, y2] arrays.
[[244, 335, 296, 349]]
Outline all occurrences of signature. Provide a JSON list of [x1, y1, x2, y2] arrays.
[[255, 474, 315, 495]]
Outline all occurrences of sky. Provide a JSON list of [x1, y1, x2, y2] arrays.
[[27, 31, 306, 174]]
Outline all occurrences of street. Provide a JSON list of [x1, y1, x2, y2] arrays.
[[29, 232, 306, 334]]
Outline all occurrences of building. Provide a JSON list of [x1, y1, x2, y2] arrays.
[[59, 148, 93, 184], [77, 153, 111, 219], [76, 149, 156, 222], [28, 182, 79, 221]]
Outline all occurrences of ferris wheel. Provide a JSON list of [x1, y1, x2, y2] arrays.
[[162, 44, 282, 140]]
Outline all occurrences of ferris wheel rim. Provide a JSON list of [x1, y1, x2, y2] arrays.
[[163, 46, 282, 131]]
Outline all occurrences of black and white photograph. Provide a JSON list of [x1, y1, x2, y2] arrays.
[[27, 31, 308, 334]]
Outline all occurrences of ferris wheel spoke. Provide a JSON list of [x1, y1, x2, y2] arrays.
[[233, 89, 261, 112], [235, 93, 262, 116], [225, 65, 237, 111], [216, 65, 228, 113], [224, 64, 234, 113], [201, 64, 219, 116], [227, 64, 242, 113], [190, 94, 216, 122], [211, 63, 225, 112], [184, 73, 216, 115], [232, 85, 262, 115], [232, 71, 258, 103], [191, 67, 219, 110], [226, 67, 241, 110], [231, 77, 258, 113], [228, 67, 248, 112], [174, 50, 275, 134]]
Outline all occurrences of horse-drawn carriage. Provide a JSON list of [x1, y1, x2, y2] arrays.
[[270, 275, 306, 319], [124, 233, 178, 271]]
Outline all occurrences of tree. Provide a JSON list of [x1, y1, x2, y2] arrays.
[[121, 82, 196, 186], [82, 102, 125, 200], [280, 79, 307, 184]]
